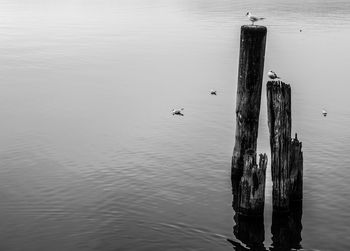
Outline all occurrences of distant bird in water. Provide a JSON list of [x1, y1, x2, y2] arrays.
[[267, 70, 280, 80], [246, 12, 265, 25], [300, 29, 303, 32], [322, 109, 327, 117], [172, 108, 184, 116], [210, 89, 217, 95]]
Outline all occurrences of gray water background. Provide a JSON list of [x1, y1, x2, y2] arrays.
[[1, 0, 350, 250]]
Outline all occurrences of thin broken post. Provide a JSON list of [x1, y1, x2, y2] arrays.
[[232, 25, 267, 181], [238, 150, 267, 216], [267, 80, 291, 212], [290, 133, 303, 202]]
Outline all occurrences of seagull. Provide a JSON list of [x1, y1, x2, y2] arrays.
[[210, 89, 217, 95], [267, 70, 280, 80], [172, 108, 184, 116], [322, 109, 327, 117], [246, 12, 265, 25]]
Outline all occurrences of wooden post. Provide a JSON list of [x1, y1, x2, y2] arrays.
[[267, 80, 291, 212], [290, 133, 303, 202], [232, 25, 267, 180], [238, 150, 267, 216]]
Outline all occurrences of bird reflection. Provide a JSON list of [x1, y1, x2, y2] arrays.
[[270, 201, 303, 250]]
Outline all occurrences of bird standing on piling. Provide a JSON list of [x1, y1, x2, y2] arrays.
[[246, 12, 265, 25], [267, 70, 280, 80]]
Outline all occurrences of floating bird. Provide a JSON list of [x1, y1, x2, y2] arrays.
[[322, 109, 327, 117], [172, 108, 184, 116], [246, 12, 265, 25], [267, 70, 280, 80], [210, 89, 217, 95], [300, 29, 303, 32]]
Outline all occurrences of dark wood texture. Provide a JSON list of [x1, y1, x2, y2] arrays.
[[231, 25, 267, 180], [238, 150, 267, 216], [290, 133, 303, 202], [267, 80, 291, 212]]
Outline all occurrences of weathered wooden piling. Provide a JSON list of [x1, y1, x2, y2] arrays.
[[231, 25, 267, 180], [290, 133, 303, 202], [238, 150, 267, 216], [267, 80, 291, 212]]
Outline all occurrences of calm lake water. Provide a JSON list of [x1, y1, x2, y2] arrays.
[[1, 0, 350, 250]]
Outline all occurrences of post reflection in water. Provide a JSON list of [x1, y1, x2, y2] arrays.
[[229, 176, 303, 250], [270, 201, 303, 250], [229, 176, 266, 251], [230, 214, 267, 251]]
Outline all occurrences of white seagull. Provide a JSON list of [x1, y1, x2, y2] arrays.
[[246, 12, 265, 25], [210, 89, 217, 95], [172, 108, 184, 116], [322, 109, 327, 117], [267, 70, 280, 80]]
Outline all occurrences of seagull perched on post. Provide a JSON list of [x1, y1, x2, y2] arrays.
[[172, 108, 184, 116], [246, 12, 265, 25], [267, 70, 280, 80]]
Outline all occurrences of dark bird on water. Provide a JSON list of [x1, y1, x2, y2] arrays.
[[322, 109, 327, 117], [172, 108, 184, 116], [210, 89, 217, 95]]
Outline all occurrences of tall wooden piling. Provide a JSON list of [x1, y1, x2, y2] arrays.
[[232, 25, 267, 180], [238, 150, 267, 216], [290, 133, 303, 202], [267, 80, 291, 212]]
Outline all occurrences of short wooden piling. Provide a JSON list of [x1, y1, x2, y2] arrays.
[[231, 25, 267, 180], [267, 80, 291, 212], [290, 133, 303, 202], [238, 150, 267, 216]]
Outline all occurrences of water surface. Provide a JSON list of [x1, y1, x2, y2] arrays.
[[1, 0, 350, 250]]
